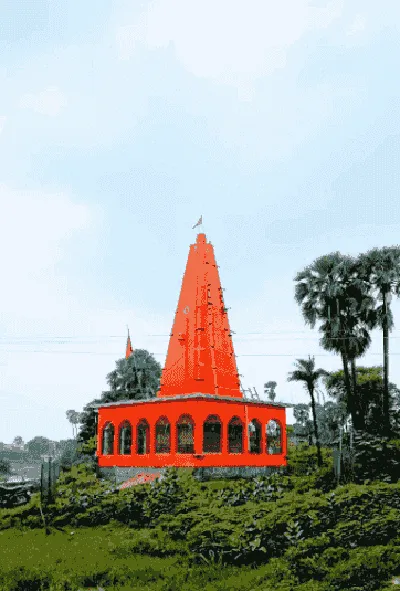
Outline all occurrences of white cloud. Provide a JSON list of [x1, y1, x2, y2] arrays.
[[19, 86, 67, 117], [0, 116, 6, 133], [116, 0, 344, 87]]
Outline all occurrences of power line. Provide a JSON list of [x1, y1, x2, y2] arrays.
[[2, 331, 400, 344], [0, 350, 396, 357]]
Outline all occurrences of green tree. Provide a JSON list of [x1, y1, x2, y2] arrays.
[[59, 439, 78, 469], [287, 356, 329, 467], [106, 349, 162, 400], [264, 381, 277, 402], [294, 253, 374, 431], [26, 436, 51, 459], [358, 246, 400, 436], [66, 410, 82, 439], [325, 365, 400, 437], [315, 400, 347, 446], [0, 458, 11, 475], [78, 398, 102, 449], [292, 403, 313, 445], [78, 349, 162, 446]]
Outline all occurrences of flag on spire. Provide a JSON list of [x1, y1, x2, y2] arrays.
[[192, 215, 202, 230], [126, 327, 134, 359]]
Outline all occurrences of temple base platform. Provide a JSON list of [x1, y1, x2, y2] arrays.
[[97, 465, 286, 484]]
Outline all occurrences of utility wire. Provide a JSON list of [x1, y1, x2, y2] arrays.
[[2, 332, 400, 343], [0, 351, 398, 357]]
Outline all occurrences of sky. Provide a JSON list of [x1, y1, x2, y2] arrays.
[[1, 0, 400, 443]]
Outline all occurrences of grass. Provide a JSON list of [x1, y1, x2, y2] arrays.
[[0, 524, 278, 591]]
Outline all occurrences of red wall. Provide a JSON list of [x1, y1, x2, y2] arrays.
[[97, 398, 287, 468]]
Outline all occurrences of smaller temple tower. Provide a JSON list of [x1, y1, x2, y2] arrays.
[[125, 328, 133, 359]]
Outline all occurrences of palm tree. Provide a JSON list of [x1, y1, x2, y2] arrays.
[[66, 410, 82, 440], [288, 356, 329, 467], [264, 381, 277, 402], [357, 246, 400, 436], [106, 370, 119, 396], [295, 253, 375, 431]]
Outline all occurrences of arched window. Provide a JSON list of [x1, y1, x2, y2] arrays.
[[248, 419, 262, 454], [118, 421, 132, 455], [203, 415, 222, 453], [102, 422, 114, 455], [137, 420, 150, 455], [156, 416, 171, 454], [228, 416, 243, 454], [266, 420, 282, 454], [177, 414, 194, 454]]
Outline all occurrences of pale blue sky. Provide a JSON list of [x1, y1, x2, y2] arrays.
[[1, 0, 400, 443]]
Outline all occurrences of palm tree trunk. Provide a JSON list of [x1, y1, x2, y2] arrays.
[[341, 345, 356, 427], [382, 300, 391, 437], [350, 359, 364, 431], [309, 386, 322, 467]]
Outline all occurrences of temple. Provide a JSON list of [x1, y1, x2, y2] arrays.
[[96, 233, 287, 480]]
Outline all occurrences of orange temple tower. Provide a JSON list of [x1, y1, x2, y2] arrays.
[[96, 233, 286, 481], [158, 233, 241, 399]]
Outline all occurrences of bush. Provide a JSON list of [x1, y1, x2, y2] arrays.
[[326, 545, 400, 591], [1, 566, 48, 591], [352, 434, 400, 483]]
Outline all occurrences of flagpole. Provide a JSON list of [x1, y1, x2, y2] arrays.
[[192, 215, 203, 233]]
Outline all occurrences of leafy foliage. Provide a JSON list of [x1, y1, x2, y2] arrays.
[[78, 349, 162, 445], [0, 459, 11, 475], [26, 435, 52, 459], [2, 445, 400, 589]]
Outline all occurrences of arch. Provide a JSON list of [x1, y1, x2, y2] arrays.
[[155, 416, 171, 454], [137, 419, 150, 455], [248, 419, 262, 454], [203, 414, 222, 453], [118, 421, 132, 455], [101, 422, 114, 455], [176, 414, 194, 454], [266, 419, 282, 454], [228, 416, 243, 454]]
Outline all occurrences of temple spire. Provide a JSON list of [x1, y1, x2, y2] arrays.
[[157, 233, 242, 399], [125, 326, 134, 359]]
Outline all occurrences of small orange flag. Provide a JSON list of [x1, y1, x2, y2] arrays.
[[192, 215, 202, 229]]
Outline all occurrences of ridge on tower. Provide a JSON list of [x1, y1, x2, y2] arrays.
[[157, 233, 242, 399]]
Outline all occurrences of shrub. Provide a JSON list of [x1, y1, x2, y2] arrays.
[[326, 545, 400, 591], [1, 566, 48, 591]]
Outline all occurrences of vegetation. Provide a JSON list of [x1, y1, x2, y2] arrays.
[[78, 349, 162, 447], [288, 356, 329, 466], [2, 246, 400, 588], [0, 448, 399, 590], [0, 459, 11, 479]]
